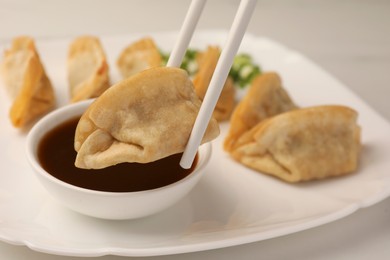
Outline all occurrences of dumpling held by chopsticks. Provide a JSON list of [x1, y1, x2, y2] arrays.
[[74, 67, 220, 169]]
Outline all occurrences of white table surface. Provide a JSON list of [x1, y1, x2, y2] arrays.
[[1, 0, 389, 259]]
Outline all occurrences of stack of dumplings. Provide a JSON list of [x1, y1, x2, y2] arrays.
[[0, 36, 55, 128], [1, 35, 362, 184], [224, 72, 361, 182]]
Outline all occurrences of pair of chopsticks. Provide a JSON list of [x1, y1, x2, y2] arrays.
[[167, 0, 257, 169]]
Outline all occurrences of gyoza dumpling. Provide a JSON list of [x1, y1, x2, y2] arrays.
[[230, 106, 361, 182], [0, 36, 55, 128], [224, 72, 297, 152], [117, 37, 162, 79], [193, 46, 236, 121], [74, 67, 220, 169], [67, 36, 110, 103]]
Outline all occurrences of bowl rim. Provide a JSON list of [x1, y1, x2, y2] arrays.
[[26, 99, 212, 197]]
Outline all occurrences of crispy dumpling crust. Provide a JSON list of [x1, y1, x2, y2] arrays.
[[67, 36, 110, 103], [1, 36, 55, 128], [117, 37, 162, 79], [231, 106, 361, 182], [75, 67, 220, 169], [224, 72, 297, 152], [193, 46, 236, 121]]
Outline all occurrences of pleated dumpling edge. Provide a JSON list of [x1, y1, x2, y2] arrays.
[[230, 105, 361, 182]]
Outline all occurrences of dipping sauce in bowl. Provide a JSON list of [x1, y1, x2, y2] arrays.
[[26, 99, 211, 220], [38, 116, 198, 193]]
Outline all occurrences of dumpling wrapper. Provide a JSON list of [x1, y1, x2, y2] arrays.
[[230, 105, 361, 182], [68, 36, 110, 103], [75, 67, 220, 169], [224, 72, 297, 152], [117, 37, 162, 79], [193, 46, 236, 121], [0, 36, 55, 128]]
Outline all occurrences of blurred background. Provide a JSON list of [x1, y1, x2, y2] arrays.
[[1, 0, 389, 120]]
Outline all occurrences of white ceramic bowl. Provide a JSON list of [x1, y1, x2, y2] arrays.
[[26, 100, 212, 220]]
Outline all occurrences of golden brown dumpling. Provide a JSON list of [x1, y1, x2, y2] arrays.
[[230, 106, 361, 182], [67, 36, 110, 103], [193, 46, 236, 121], [117, 37, 162, 79], [74, 67, 220, 169], [0, 36, 55, 128], [224, 72, 297, 152]]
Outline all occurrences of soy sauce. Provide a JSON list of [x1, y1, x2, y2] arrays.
[[37, 117, 197, 192]]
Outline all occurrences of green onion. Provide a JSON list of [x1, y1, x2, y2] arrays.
[[160, 49, 261, 88], [229, 54, 261, 88], [159, 49, 170, 66], [180, 49, 199, 76]]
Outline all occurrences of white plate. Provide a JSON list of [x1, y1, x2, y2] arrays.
[[1, 31, 390, 257]]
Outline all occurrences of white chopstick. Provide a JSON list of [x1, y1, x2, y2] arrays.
[[180, 0, 257, 169], [167, 0, 207, 67]]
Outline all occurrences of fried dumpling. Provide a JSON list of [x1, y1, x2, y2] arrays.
[[117, 37, 162, 79], [224, 72, 297, 152], [74, 67, 220, 169], [230, 106, 361, 182], [193, 46, 236, 121], [67, 36, 110, 103], [0, 36, 55, 128]]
